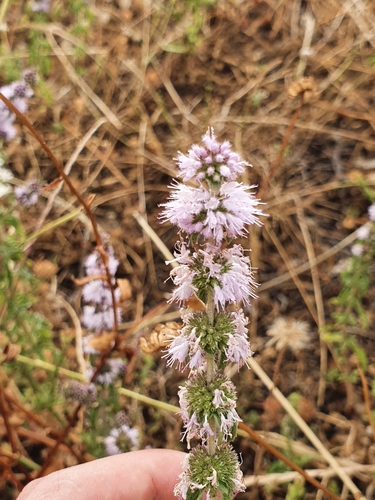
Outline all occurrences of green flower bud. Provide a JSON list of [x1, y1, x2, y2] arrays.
[[185, 311, 234, 359], [180, 373, 240, 443], [174, 443, 245, 500]]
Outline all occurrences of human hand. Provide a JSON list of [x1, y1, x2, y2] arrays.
[[17, 449, 186, 500]]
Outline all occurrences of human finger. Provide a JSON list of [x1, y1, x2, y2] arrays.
[[17, 449, 186, 500]]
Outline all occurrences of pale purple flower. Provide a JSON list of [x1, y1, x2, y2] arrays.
[[351, 243, 364, 257], [199, 416, 215, 441], [0, 104, 17, 141], [62, 381, 97, 404], [14, 180, 41, 206], [219, 409, 241, 439], [82, 280, 121, 305], [85, 358, 126, 385], [31, 0, 52, 12], [84, 249, 119, 277], [175, 129, 249, 184], [225, 334, 252, 367], [357, 225, 370, 240], [165, 323, 207, 371], [166, 241, 192, 266], [81, 246, 122, 333], [203, 245, 258, 309], [224, 310, 253, 367], [173, 455, 191, 499], [11, 81, 33, 100], [161, 181, 263, 243], [22, 69, 38, 86], [165, 313, 206, 370], [165, 333, 190, 369], [104, 424, 140, 455], [188, 343, 206, 370], [213, 389, 226, 408], [169, 264, 197, 304], [368, 204, 375, 222], [0, 77, 34, 142], [81, 303, 122, 331], [168, 245, 257, 309], [0, 165, 13, 198]]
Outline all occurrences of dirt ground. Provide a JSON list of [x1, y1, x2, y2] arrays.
[[2, 0, 375, 498]]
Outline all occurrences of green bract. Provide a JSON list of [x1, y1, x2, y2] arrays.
[[186, 444, 243, 500]]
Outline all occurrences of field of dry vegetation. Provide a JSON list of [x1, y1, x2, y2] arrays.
[[2, 0, 375, 498]]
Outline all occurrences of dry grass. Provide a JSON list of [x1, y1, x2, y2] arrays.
[[2, 0, 375, 498]]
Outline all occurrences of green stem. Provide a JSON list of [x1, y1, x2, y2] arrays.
[[24, 208, 82, 244], [205, 289, 218, 461], [0, 0, 10, 26], [206, 289, 215, 325]]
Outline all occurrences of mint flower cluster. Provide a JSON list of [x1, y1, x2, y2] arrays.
[[0, 69, 36, 142], [161, 129, 264, 500], [81, 245, 122, 334], [81, 243, 126, 385]]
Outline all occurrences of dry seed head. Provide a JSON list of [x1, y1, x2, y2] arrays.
[[1, 343, 21, 363], [117, 278, 132, 302], [266, 317, 311, 352], [139, 321, 181, 354], [287, 77, 317, 101], [85, 331, 116, 352], [32, 260, 58, 280]]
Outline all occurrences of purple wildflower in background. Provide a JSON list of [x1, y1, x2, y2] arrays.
[[62, 381, 97, 405], [357, 225, 370, 240], [0, 74, 35, 142], [31, 0, 52, 12], [14, 179, 41, 206], [85, 358, 126, 385], [104, 424, 140, 455], [81, 245, 122, 334], [0, 161, 14, 198], [368, 204, 375, 222]]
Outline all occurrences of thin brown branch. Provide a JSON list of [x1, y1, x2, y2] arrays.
[[357, 364, 375, 442], [239, 422, 341, 500], [257, 96, 303, 199]]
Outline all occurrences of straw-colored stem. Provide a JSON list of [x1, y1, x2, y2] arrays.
[[247, 356, 366, 500]]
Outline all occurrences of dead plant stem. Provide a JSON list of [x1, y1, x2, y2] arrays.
[[257, 96, 303, 199], [357, 364, 375, 442], [295, 202, 327, 407], [239, 422, 341, 500], [247, 356, 367, 500]]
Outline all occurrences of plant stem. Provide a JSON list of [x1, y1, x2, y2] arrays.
[[205, 288, 218, 465]]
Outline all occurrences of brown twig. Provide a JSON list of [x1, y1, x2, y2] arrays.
[[257, 95, 303, 199], [239, 422, 341, 500], [357, 364, 375, 442], [3, 388, 91, 463], [0, 383, 20, 455], [36, 404, 82, 478], [0, 382, 31, 484]]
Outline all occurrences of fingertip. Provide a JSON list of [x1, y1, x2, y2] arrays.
[[17, 449, 186, 500]]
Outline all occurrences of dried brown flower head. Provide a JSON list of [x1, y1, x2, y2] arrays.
[[139, 321, 181, 354], [287, 77, 317, 102], [266, 317, 311, 352], [32, 260, 58, 280]]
